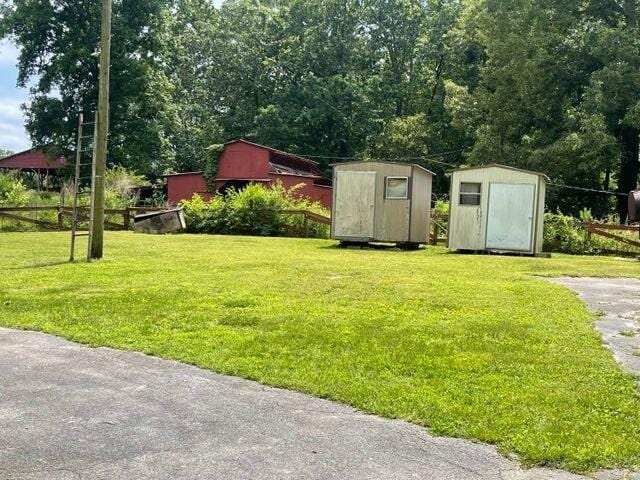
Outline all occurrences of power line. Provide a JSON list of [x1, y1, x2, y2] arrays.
[[300, 149, 630, 198], [548, 183, 628, 197], [301, 148, 466, 165]]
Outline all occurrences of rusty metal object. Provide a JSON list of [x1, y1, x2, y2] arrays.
[[629, 191, 640, 222]]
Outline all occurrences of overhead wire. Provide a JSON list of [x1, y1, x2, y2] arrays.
[[299, 149, 630, 198]]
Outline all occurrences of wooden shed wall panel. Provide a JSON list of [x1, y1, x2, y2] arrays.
[[448, 166, 545, 253], [409, 168, 432, 243], [535, 179, 546, 253], [333, 162, 431, 243], [333, 170, 376, 239]]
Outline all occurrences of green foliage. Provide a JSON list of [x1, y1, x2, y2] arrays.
[[2, 0, 639, 217], [543, 212, 640, 255], [104, 167, 151, 209], [543, 213, 598, 255], [2, 233, 640, 471], [181, 182, 329, 238], [0, 149, 14, 159], [0, 167, 153, 231], [203, 144, 224, 190], [0, 0, 176, 173], [0, 173, 29, 207]]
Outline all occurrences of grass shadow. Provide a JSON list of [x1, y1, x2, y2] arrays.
[[12, 259, 72, 270]]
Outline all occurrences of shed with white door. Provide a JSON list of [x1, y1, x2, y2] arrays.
[[331, 161, 434, 247], [447, 164, 548, 255]]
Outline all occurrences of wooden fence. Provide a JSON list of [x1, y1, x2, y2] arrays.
[[0, 206, 166, 231], [582, 222, 640, 254]]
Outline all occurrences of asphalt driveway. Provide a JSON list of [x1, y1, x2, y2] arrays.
[[0, 327, 616, 480]]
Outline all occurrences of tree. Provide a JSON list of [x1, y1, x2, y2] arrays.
[[580, 0, 640, 219], [446, 0, 637, 216], [0, 0, 176, 175], [0, 149, 14, 158]]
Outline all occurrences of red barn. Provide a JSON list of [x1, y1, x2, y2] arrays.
[[165, 140, 332, 209], [0, 148, 67, 172]]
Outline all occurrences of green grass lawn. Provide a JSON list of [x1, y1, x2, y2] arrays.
[[1, 232, 640, 472]]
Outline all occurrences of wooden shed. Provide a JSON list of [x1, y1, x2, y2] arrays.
[[331, 161, 434, 247], [447, 164, 548, 255]]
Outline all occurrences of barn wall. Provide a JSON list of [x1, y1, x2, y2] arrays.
[[217, 142, 270, 180], [448, 167, 545, 253], [270, 174, 332, 209], [166, 173, 210, 205]]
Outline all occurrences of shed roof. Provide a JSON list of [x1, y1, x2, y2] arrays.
[[449, 163, 550, 182], [332, 160, 435, 176]]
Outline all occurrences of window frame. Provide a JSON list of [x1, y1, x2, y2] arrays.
[[385, 176, 410, 200], [459, 182, 482, 206]]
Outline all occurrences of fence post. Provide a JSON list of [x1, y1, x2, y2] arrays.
[[123, 208, 131, 230], [303, 214, 310, 238], [57, 207, 64, 230]]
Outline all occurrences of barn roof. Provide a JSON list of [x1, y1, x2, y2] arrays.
[[331, 160, 436, 176], [162, 171, 204, 177], [0, 148, 66, 170], [226, 139, 319, 167], [449, 163, 550, 182]]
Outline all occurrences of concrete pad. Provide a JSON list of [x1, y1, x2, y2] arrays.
[[0, 327, 616, 480], [550, 278, 640, 377]]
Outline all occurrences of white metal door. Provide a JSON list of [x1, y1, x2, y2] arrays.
[[333, 171, 376, 239], [486, 183, 535, 251]]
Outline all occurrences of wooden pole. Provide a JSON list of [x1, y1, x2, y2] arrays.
[[90, 0, 112, 260]]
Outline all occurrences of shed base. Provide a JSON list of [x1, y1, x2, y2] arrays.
[[338, 241, 423, 251], [455, 249, 550, 258]]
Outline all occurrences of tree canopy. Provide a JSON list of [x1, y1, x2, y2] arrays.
[[1, 0, 638, 217]]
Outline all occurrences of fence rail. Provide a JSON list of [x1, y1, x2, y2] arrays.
[[279, 209, 331, 225], [0, 206, 166, 231], [582, 222, 640, 250]]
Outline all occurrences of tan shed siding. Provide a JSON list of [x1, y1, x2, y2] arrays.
[[535, 179, 546, 253], [448, 170, 484, 250], [332, 161, 431, 243], [409, 168, 432, 243], [448, 166, 545, 253]]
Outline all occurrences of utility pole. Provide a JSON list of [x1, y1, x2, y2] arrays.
[[90, 0, 112, 260]]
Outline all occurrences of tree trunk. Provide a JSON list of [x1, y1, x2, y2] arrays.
[[615, 124, 640, 222]]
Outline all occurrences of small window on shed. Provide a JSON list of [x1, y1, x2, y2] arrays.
[[459, 182, 481, 206], [386, 177, 409, 199]]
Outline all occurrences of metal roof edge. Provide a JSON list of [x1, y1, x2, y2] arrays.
[[331, 160, 436, 176], [448, 163, 550, 182]]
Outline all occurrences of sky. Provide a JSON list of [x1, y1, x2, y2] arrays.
[[0, 39, 31, 153]]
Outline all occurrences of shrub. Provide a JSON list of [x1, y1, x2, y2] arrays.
[[0, 172, 29, 207], [543, 212, 639, 255], [105, 166, 150, 209], [543, 213, 598, 255], [181, 182, 330, 239]]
